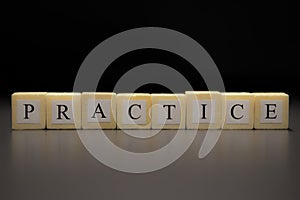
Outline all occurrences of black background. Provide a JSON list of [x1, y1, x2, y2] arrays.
[[1, 3, 300, 200], [0, 1, 296, 96]]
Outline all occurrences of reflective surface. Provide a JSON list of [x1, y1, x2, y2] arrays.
[[1, 97, 300, 200]]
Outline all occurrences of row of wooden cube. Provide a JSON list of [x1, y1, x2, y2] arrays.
[[11, 92, 289, 130]]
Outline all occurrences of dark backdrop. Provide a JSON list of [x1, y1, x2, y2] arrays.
[[0, 1, 296, 97]]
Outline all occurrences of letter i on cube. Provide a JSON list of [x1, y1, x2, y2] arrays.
[[185, 91, 223, 129]]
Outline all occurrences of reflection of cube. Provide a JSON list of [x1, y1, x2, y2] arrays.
[[223, 93, 254, 129], [186, 91, 223, 129], [151, 94, 186, 129], [12, 92, 47, 129], [116, 93, 151, 129], [82, 92, 116, 129], [46, 93, 81, 129], [254, 93, 289, 129]]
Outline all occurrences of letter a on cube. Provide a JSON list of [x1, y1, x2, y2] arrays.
[[12, 92, 47, 129], [82, 92, 116, 129]]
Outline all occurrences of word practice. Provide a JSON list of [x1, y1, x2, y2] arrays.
[[11, 92, 289, 130]]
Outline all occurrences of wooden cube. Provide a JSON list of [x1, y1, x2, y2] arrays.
[[151, 94, 186, 129], [81, 92, 116, 129], [116, 93, 151, 129], [254, 93, 289, 129], [46, 93, 81, 129], [12, 92, 47, 129], [186, 91, 223, 129], [223, 92, 254, 129]]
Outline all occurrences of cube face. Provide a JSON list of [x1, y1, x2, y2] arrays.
[[46, 93, 81, 129], [254, 93, 289, 129], [82, 92, 116, 129], [12, 92, 47, 129], [186, 91, 223, 129], [223, 93, 254, 129], [151, 94, 186, 129], [117, 93, 151, 129]]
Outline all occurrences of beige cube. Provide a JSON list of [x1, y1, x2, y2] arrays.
[[186, 91, 223, 129], [46, 93, 81, 129], [254, 93, 289, 129], [12, 92, 47, 129], [151, 94, 186, 129], [117, 93, 151, 129], [82, 92, 116, 129], [223, 92, 254, 129]]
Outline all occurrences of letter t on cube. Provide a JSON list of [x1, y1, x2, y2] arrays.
[[151, 94, 186, 129]]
